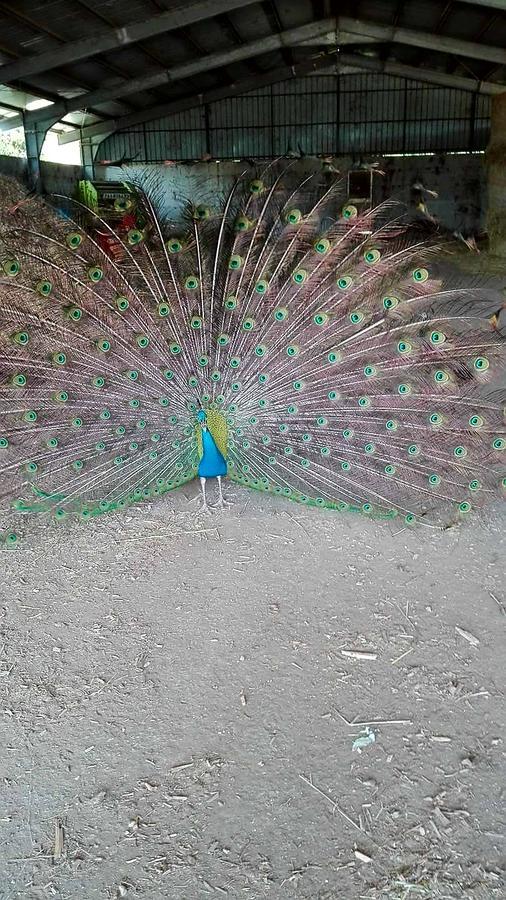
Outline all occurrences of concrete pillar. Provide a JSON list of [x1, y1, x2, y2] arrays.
[[486, 92, 506, 257]]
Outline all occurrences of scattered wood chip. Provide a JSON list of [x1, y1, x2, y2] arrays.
[[431, 735, 452, 743], [53, 820, 65, 860], [240, 689, 247, 707], [341, 650, 377, 660], [354, 849, 372, 863], [455, 626, 479, 647]]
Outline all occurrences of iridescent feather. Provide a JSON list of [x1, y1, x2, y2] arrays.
[[0, 165, 504, 543]]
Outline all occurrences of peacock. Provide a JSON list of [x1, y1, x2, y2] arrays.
[[0, 161, 504, 546]]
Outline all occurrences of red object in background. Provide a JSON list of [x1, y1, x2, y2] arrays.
[[118, 212, 137, 233], [96, 230, 126, 262]]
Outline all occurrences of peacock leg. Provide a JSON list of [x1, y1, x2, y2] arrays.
[[199, 476, 211, 513], [215, 476, 231, 508]]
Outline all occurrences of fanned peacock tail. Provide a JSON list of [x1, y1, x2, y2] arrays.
[[0, 163, 504, 544]]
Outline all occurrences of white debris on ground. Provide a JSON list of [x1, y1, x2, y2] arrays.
[[0, 486, 504, 899]]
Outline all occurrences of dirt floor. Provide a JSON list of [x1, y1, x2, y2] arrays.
[[0, 487, 504, 900]]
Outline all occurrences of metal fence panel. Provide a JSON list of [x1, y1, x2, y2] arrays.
[[99, 73, 491, 162]]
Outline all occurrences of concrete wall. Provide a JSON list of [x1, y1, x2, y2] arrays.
[[0, 152, 485, 236], [97, 153, 485, 235]]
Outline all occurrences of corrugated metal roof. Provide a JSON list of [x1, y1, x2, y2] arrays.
[[0, 0, 503, 136]]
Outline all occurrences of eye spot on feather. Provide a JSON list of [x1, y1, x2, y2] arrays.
[[314, 238, 331, 255], [428, 473, 441, 486], [274, 307, 288, 321], [386, 419, 398, 431], [217, 333, 229, 346], [398, 382, 412, 395], [364, 365, 376, 377], [397, 340, 412, 354], [327, 350, 341, 364], [364, 442, 375, 454], [292, 268, 307, 284], [127, 229, 144, 245], [385, 465, 396, 475], [285, 208, 302, 225], [413, 267, 429, 283], [337, 275, 353, 290], [343, 429, 354, 440], [434, 369, 450, 384], [493, 437, 505, 451], [88, 266, 103, 283], [340, 202, 358, 222], [286, 345, 299, 357], [194, 205, 210, 220], [224, 295, 238, 309], [349, 310, 364, 325], [66, 232, 83, 250], [430, 330, 446, 345], [166, 238, 183, 253], [96, 338, 110, 353], [469, 415, 484, 429], [185, 275, 199, 290], [11, 331, 29, 346], [234, 214, 251, 232], [314, 312, 328, 326], [255, 279, 269, 294], [36, 279, 52, 296], [229, 255, 243, 270], [255, 344, 267, 357], [249, 179, 264, 194], [364, 248, 381, 264], [459, 501, 472, 513], [469, 479, 481, 491], [170, 342, 182, 354], [454, 445, 468, 458], [473, 356, 489, 371], [383, 295, 399, 310], [429, 412, 444, 426], [135, 334, 150, 348]]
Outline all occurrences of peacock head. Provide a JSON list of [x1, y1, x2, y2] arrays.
[[197, 409, 208, 430]]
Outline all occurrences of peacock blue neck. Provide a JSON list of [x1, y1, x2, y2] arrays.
[[198, 425, 228, 479]]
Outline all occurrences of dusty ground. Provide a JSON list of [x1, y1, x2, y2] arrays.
[[0, 487, 504, 900]]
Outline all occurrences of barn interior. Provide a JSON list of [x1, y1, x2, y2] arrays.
[[0, 2, 505, 899]]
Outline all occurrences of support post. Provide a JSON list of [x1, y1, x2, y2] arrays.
[[486, 92, 506, 258], [81, 137, 96, 181], [23, 116, 57, 192]]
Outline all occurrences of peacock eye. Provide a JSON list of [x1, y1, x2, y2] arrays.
[[383, 295, 399, 310], [166, 238, 183, 253], [364, 248, 381, 264], [255, 279, 269, 294], [285, 208, 302, 225], [36, 279, 52, 296], [66, 232, 83, 250], [413, 267, 429, 283], [228, 255, 243, 270], [249, 179, 264, 194], [342, 204, 358, 220], [473, 356, 489, 371], [127, 228, 144, 245], [314, 237, 331, 254], [292, 268, 307, 284], [337, 275, 353, 290], [88, 265, 103, 282], [430, 330, 446, 345], [194, 204, 210, 220], [349, 310, 364, 324], [234, 214, 251, 231], [185, 275, 199, 290]]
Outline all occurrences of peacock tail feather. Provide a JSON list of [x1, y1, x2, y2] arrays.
[[0, 164, 504, 543]]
